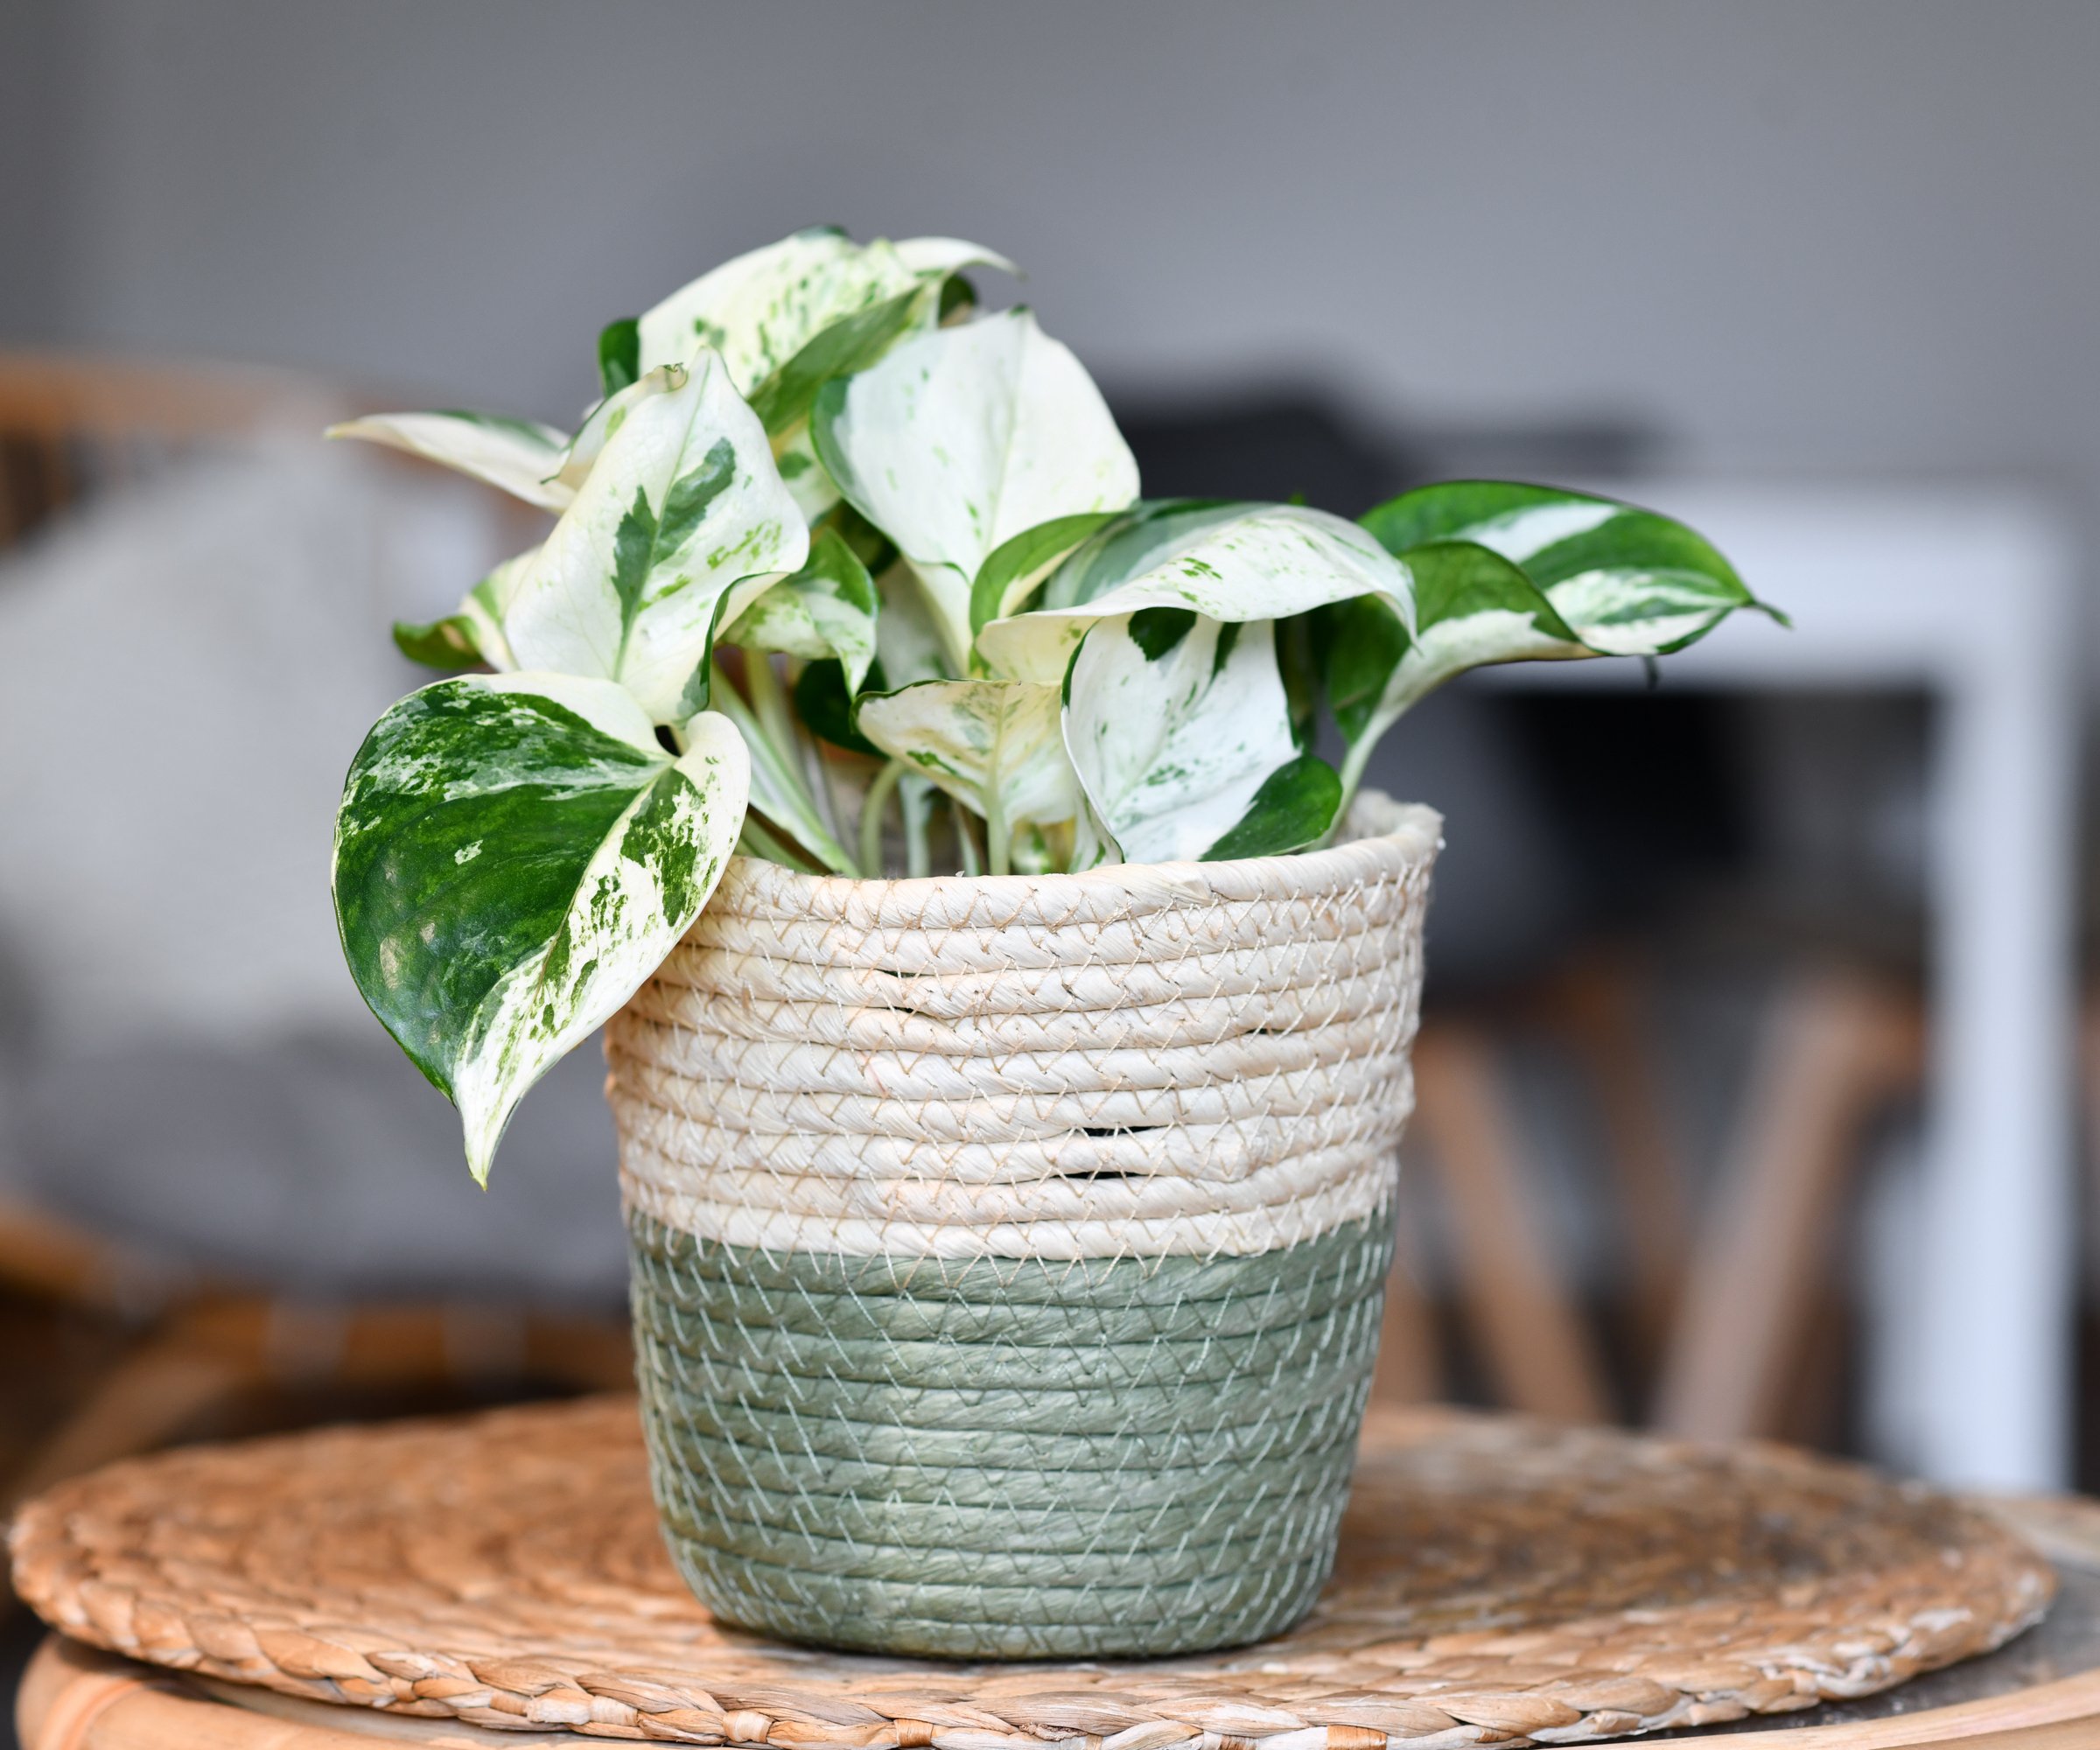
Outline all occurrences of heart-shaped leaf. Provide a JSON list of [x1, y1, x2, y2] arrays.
[[332, 673, 747, 1183], [856, 678, 1082, 852], [634, 231, 1012, 528], [328, 410, 574, 510], [979, 502, 1412, 686], [812, 309, 1140, 676], [1062, 612, 1338, 864], [502, 354, 808, 723]]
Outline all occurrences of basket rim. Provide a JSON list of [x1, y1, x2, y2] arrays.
[[713, 789, 1443, 924]]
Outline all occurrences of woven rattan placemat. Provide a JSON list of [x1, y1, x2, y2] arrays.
[[7, 1396, 2055, 1747]]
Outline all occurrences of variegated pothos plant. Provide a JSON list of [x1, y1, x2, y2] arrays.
[[332, 226, 1781, 1180]]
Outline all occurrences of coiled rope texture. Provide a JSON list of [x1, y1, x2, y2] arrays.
[[606, 795, 1441, 1657]]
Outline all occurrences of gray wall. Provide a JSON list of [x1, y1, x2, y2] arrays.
[[7, 0, 2099, 505]]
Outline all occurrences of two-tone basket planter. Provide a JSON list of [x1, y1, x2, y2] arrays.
[[608, 795, 1437, 1656], [329, 229, 1770, 1659]]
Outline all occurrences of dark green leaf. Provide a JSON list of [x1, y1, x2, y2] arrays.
[[1128, 606, 1196, 661], [1309, 594, 1411, 742], [1200, 754, 1343, 861], [597, 318, 640, 397], [393, 615, 484, 671], [798, 656, 887, 756]]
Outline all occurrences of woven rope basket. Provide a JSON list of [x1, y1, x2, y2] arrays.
[[604, 792, 1440, 1659]]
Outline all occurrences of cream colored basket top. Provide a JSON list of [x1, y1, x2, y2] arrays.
[[606, 794, 1442, 1261]]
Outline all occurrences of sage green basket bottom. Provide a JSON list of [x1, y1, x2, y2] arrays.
[[627, 1208, 1396, 1659]]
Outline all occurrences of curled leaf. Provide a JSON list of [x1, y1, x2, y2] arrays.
[[328, 410, 573, 510], [1061, 613, 1338, 864], [856, 678, 1081, 843], [979, 502, 1411, 686]]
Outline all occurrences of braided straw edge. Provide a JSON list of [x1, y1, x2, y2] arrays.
[[8, 1400, 2059, 1750], [611, 794, 1440, 1261]]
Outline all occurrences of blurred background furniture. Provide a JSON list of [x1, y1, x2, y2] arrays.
[[0, 354, 634, 1579], [1474, 482, 2081, 1490]]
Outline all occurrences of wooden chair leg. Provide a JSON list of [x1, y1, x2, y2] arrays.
[[1547, 955, 1692, 1368], [1411, 1022, 1614, 1424], [1653, 967, 1922, 1442]]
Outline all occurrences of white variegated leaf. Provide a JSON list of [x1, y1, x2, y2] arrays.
[[548, 372, 680, 499], [1062, 613, 1340, 864], [636, 228, 1005, 389], [1544, 571, 1748, 655], [773, 424, 840, 521], [328, 410, 574, 510], [393, 545, 537, 671], [503, 354, 808, 723], [979, 503, 1412, 686], [856, 680, 1081, 846], [719, 528, 878, 694], [639, 229, 911, 387], [812, 309, 1140, 675], [1360, 480, 1774, 662], [1319, 541, 1589, 756], [332, 673, 747, 1183]]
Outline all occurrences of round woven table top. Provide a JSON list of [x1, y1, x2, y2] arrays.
[[7, 1396, 2058, 1749]]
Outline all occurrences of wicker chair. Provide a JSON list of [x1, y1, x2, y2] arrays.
[[0, 354, 631, 1548]]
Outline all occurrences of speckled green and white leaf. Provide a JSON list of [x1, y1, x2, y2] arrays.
[[1323, 540, 1587, 748], [637, 228, 1004, 390], [332, 673, 747, 1184], [1361, 480, 1775, 657], [328, 410, 574, 510], [856, 679, 1081, 836], [1543, 570, 1761, 655], [502, 355, 807, 723], [394, 546, 537, 671], [811, 309, 1140, 675], [718, 527, 878, 694], [978, 503, 1412, 686], [1063, 612, 1338, 864]]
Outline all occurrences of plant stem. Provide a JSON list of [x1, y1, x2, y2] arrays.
[[858, 759, 906, 878], [952, 795, 983, 877], [711, 660, 858, 875], [743, 649, 797, 764], [1326, 732, 1381, 847], [902, 774, 933, 878], [986, 794, 1011, 878], [738, 813, 820, 872]]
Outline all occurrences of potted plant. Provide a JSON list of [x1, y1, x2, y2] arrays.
[[331, 227, 1776, 1659]]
